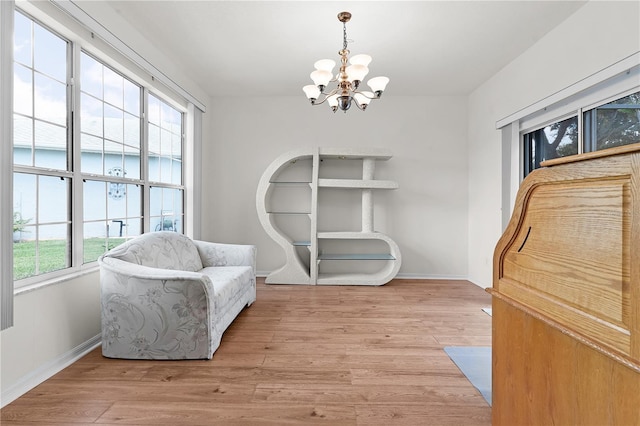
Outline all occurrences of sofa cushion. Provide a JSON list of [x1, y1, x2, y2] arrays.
[[201, 266, 253, 310], [106, 232, 204, 272]]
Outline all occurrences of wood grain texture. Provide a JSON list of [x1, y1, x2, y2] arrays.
[[1, 278, 492, 425], [494, 150, 639, 362], [492, 145, 640, 426], [492, 296, 640, 426]]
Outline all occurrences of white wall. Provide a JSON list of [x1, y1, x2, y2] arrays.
[[1, 275, 101, 402], [467, 0, 640, 288], [203, 95, 469, 279]]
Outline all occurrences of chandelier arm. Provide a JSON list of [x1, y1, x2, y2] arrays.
[[310, 88, 339, 106], [352, 90, 377, 100]]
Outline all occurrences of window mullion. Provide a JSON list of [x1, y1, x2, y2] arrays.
[[142, 87, 150, 233], [71, 41, 83, 268], [577, 108, 584, 155]]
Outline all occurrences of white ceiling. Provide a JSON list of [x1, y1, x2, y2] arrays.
[[99, 1, 587, 98]]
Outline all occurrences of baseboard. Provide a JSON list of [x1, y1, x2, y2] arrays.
[[256, 271, 470, 281], [394, 273, 469, 281], [1, 334, 101, 408]]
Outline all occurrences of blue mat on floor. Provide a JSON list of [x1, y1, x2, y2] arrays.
[[444, 346, 491, 406]]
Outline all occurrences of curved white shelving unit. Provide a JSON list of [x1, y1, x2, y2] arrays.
[[256, 147, 401, 285]]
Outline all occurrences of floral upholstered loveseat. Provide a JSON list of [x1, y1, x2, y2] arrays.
[[98, 231, 256, 360]]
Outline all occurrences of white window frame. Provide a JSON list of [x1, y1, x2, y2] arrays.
[[1, 0, 16, 330], [498, 54, 640, 228], [12, 9, 190, 291], [1, 0, 203, 315]]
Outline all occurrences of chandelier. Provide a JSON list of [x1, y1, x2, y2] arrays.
[[302, 11, 389, 113]]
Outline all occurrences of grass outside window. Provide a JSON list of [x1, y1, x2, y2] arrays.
[[13, 237, 126, 280]]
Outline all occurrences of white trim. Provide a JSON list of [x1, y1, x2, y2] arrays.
[[185, 105, 202, 240], [1, 0, 15, 330], [0, 334, 101, 408], [256, 271, 469, 281], [14, 265, 98, 296], [49, 0, 206, 113], [496, 52, 640, 129]]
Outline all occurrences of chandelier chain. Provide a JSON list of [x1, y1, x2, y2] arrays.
[[343, 22, 348, 51]]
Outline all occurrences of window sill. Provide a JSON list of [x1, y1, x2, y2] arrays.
[[14, 264, 100, 296]]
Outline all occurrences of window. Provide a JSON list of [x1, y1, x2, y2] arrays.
[[584, 92, 640, 152], [523, 90, 640, 177], [523, 116, 578, 176], [13, 10, 71, 280], [12, 10, 185, 284], [148, 94, 184, 233]]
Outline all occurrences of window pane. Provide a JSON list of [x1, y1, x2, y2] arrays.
[[13, 234, 36, 280], [33, 23, 66, 82], [81, 93, 104, 137], [37, 224, 70, 274], [148, 154, 160, 182], [523, 116, 578, 176], [13, 115, 33, 166], [39, 175, 68, 223], [84, 180, 106, 221], [80, 53, 103, 99], [34, 120, 66, 170], [593, 92, 640, 150], [172, 133, 182, 160], [124, 112, 140, 148], [160, 157, 171, 183], [14, 11, 32, 67], [34, 72, 66, 126], [161, 128, 171, 156], [13, 172, 70, 280], [84, 180, 141, 263], [81, 133, 104, 174], [103, 66, 123, 109], [149, 94, 182, 184], [124, 79, 140, 115], [127, 184, 141, 217], [104, 141, 123, 171], [104, 104, 123, 143], [172, 160, 182, 185], [107, 182, 127, 218], [150, 187, 183, 232], [14, 63, 32, 115], [148, 95, 160, 125], [13, 173, 36, 229], [123, 145, 140, 180], [148, 124, 160, 154], [83, 221, 108, 263], [79, 53, 142, 183]]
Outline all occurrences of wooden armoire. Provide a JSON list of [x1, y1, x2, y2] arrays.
[[490, 144, 640, 425]]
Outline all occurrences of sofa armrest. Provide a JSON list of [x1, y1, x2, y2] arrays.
[[193, 240, 256, 272], [98, 256, 216, 360]]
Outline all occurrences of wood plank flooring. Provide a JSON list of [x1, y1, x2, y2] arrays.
[[1, 278, 492, 425]]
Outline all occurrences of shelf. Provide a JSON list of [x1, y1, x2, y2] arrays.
[[317, 231, 386, 239], [316, 272, 392, 285], [257, 147, 401, 286], [267, 211, 311, 215], [318, 253, 395, 260], [269, 181, 312, 185], [318, 147, 393, 160], [317, 179, 398, 189]]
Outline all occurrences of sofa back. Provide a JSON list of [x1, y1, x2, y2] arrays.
[[103, 231, 204, 272]]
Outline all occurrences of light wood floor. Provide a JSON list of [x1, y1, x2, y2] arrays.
[[1, 278, 492, 425]]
